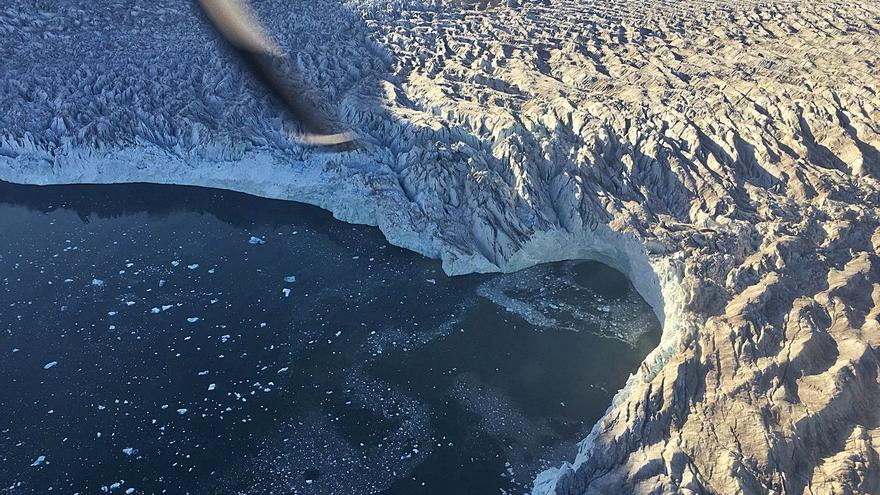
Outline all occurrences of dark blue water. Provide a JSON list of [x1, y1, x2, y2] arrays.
[[0, 181, 660, 495]]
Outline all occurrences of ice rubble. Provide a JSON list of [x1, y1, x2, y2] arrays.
[[2, 0, 880, 493]]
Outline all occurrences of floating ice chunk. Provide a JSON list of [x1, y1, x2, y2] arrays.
[[282, 288, 291, 298], [150, 308, 160, 314], [176, 408, 188, 415], [171, 260, 180, 267], [126, 489, 136, 494], [248, 236, 265, 245], [12, 348, 20, 353], [161, 305, 173, 311], [283, 276, 296, 283], [187, 317, 199, 323], [208, 384, 216, 391], [197, 370, 209, 376], [426, 279, 436, 285], [30, 455, 46, 467], [43, 361, 58, 370], [158, 280, 166, 288], [108, 311, 117, 316], [277, 367, 289, 373], [220, 335, 231, 343], [122, 447, 136, 456], [187, 264, 199, 270], [64, 278, 74, 283], [91, 279, 105, 287]]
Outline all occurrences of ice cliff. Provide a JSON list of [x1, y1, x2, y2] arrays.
[[2, 0, 880, 493]]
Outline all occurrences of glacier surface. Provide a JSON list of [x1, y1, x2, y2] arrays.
[[2, 0, 880, 493]]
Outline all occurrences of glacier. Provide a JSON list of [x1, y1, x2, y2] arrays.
[[2, 0, 880, 493]]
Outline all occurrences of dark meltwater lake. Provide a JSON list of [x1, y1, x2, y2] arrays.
[[0, 181, 661, 495]]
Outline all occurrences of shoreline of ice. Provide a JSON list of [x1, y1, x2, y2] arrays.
[[0, 147, 689, 494]]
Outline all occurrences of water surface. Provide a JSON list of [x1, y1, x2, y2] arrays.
[[0, 181, 660, 494]]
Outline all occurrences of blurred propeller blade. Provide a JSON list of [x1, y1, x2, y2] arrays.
[[198, 0, 356, 148]]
